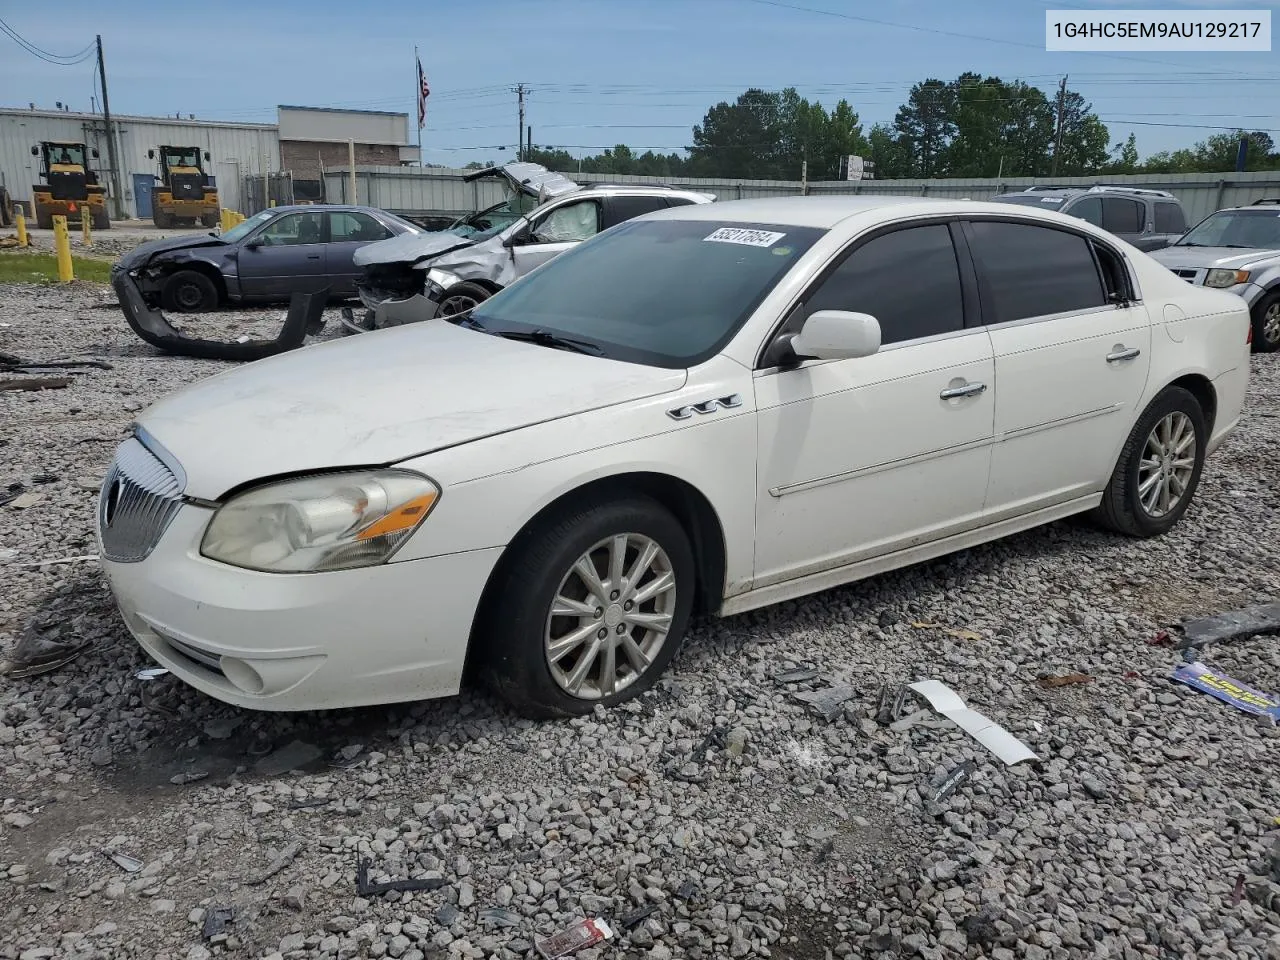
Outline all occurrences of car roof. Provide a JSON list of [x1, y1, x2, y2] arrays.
[[642, 195, 1082, 229], [261, 204, 388, 215]]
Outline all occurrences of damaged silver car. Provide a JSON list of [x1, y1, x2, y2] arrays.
[[346, 162, 714, 333]]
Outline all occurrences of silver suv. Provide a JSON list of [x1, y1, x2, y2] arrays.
[[988, 185, 1188, 252], [348, 164, 714, 332], [1151, 198, 1280, 352]]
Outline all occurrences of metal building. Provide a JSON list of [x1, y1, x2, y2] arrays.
[[1, 106, 279, 218]]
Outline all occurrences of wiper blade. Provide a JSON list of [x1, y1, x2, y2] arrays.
[[493, 328, 604, 355]]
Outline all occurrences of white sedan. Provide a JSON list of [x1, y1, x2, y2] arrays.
[[96, 197, 1251, 717]]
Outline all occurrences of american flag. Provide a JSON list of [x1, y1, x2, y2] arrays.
[[417, 56, 430, 129]]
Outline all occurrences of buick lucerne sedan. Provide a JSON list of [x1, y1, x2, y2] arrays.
[[96, 197, 1251, 718]]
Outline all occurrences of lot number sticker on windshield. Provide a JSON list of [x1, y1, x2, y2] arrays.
[[704, 227, 787, 247]]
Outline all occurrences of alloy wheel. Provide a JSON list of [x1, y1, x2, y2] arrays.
[[1263, 301, 1280, 346], [438, 293, 480, 316], [1137, 411, 1196, 518], [544, 533, 677, 700]]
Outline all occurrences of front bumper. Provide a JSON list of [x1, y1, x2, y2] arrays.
[[99, 503, 503, 711]]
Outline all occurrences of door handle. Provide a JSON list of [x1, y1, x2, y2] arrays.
[[306, 254, 321, 260], [1106, 346, 1141, 363], [939, 381, 987, 399]]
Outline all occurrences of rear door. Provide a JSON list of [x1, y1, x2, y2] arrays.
[[1150, 200, 1188, 251], [508, 196, 602, 279], [326, 211, 394, 295], [236, 211, 328, 299], [1101, 196, 1147, 247]]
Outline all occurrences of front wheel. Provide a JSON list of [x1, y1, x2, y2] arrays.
[[437, 281, 492, 317], [479, 496, 696, 718], [1251, 292, 1280, 353], [1092, 386, 1207, 538], [160, 269, 218, 313], [92, 207, 110, 231]]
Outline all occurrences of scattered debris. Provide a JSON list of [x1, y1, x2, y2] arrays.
[[617, 904, 657, 928], [479, 906, 522, 928], [7, 492, 44, 509], [906, 680, 1038, 766], [254, 740, 323, 777], [201, 905, 234, 939], [435, 903, 461, 926], [246, 840, 302, 885], [168, 771, 209, 786], [674, 878, 699, 901], [289, 797, 330, 810], [534, 917, 614, 958], [354, 855, 449, 897], [874, 683, 908, 726], [725, 727, 747, 757], [1232, 873, 1245, 906], [1036, 673, 1093, 689], [814, 838, 835, 863], [793, 683, 858, 721], [931, 759, 978, 803], [134, 667, 169, 680], [0, 350, 113, 372], [1170, 661, 1280, 721], [773, 666, 820, 684], [103, 851, 143, 873], [0, 377, 71, 392], [1175, 602, 1280, 650], [8, 554, 99, 568], [0, 629, 94, 679], [1146, 630, 1174, 647], [202, 715, 244, 740]]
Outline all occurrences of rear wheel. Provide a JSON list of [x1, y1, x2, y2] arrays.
[[152, 208, 171, 229], [437, 281, 492, 317], [1251, 292, 1280, 353], [160, 270, 218, 313], [1092, 386, 1206, 538], [92, 207, 110, 231], [478, 496, 696, 718], [201, 212, 219, 229], [36, 207, 53, 230]]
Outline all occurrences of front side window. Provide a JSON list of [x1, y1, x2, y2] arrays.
[[221, 209, 275, 244], [532, 200, 599, 243], [466, 219, 825, 367], [1101, 197, 1143, 233], [329, 212, 391, 242], [1154, 202, 1186, 235], [967, 220, 1106, 324], [1069, 197, 1103, 227], [804, 224, 965, 345], [258, 212, 324, 246]]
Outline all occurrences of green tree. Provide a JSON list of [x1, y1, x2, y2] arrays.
[[689, 88, 784, 179], [945, 73, 1008, 177], [1105, 134, 1140, 174], [868, 122, 912, 179], [893, 79, 954, 177], [1052, 90, 1111, 175]]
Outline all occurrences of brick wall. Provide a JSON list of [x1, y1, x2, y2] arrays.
[[280, 140, 403, 182]]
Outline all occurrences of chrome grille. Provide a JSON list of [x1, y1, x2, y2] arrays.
[[98, 434, 184, 562]]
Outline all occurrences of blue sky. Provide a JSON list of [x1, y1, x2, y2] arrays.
[[2, 0, 1277, 168]]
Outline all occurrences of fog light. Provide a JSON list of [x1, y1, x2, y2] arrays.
[[220, 657, 265, 695]]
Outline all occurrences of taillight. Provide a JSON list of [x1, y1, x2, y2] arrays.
[[1246, 324, 1252, 344]]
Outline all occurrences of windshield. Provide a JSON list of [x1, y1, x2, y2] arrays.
[[218, 209, 275, 243], [49, 144, 86, 167], [1175, 209, 1280, 249], [465, 218, 826, 367], [447, 193, 541, 240], [164, 148, 201, 168], [989, 194, 1066, 207]]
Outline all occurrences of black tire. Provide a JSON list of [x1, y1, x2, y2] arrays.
[[160, 270, 219, 313], [152, 208, 171, 229], [1092, 385, 1207, 538], [1251, 291, 1280, 353], [437, 281, 493, 317], [36, 207, 53, 230], [201, 213, 219, 229], [92, 207, 110, 231], [478, 495, 696, 719]]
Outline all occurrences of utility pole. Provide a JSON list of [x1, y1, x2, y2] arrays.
[[96, 35, 123, 220], [1051, 75, 1067, 178], [348, 140, 356, 205], [517, 84, 525, 162]]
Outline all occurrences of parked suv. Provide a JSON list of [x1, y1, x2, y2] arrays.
[[1151, 198, 1280, 351], [988, 185, 1188, 252], [348, 173, 715, 332]]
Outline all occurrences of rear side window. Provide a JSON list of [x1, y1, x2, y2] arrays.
[[1154, 201, 1186, 234], [805, 224, 964, 346], [966, 221, 1106, 324], [664, 196, 697, 208], [1069, 196, 1103, 227], [1101, 197, 1143, 233], [603, 195, 672, 229]]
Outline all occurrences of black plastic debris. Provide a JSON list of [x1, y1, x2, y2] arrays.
[[479, 907, 522, 928], [103, 850, 142, 873], [355, 855, 448, 896], [0, 482, 25, 507], [254, 740, 323, 777], [794, 684, 858, 721], [774, 666, 820, 684], [931, 759, 978, 804], [874, 684, 908, 725], [289, 797, 330, 810], [674, 879, 699, 901], [202, 905, 234, 939], [1176, 602, 1280, 650], [168, 771, 209, 786], [617, 904, 657, 929]]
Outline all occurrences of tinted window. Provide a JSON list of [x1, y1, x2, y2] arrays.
[[664, 197, 697, 208], [1069, 196, 1103, 227], [329, 211, 391, 242], [805, 225, 963, 345], [258, 212, 323, 246], [1101, 197, 1143, 233], [603, 195, 672, 228], [468, 219, 825, 368], [1154, 202, 1186, 234], [967, 221, 1106, 324]]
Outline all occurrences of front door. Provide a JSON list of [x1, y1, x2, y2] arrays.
[[236, 211, 328, 300], [753, 222, 996, 588], [508, 197, 601, 280], [326, 211, 394, 295], [962, 218, 1153, 518]]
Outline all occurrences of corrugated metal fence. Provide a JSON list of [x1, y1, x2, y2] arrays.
[[323, 165, 1280, 225]]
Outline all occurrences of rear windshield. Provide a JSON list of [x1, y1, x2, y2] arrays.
[[466, 219, 826, 367]]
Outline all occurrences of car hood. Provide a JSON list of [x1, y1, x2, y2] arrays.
[[118, 234, 227, 270], [135, 321, 688, 500], [353, 230, 477, 268], [1150, 245, 1280, 271], [464, 161, 579, 200]]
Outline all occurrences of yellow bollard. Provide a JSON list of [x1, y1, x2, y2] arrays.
[[15, 211, 28, 247], [219, 208, 230, 232], [81, 210, 92, 247], [52, 215, 74, 282]]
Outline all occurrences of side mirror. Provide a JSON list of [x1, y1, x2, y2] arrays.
[[785, 310, 881, 362], [31, 146, 38, 156], [148, 149, 155, 159], [204, 151, 211, 161], [244, 239, 262, 250], [91, 148, 100, 159]]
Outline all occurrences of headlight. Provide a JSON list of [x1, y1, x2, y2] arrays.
[[424, 267, 461, 291], [1205, 268, 1250, 288], [200, 469, 439, 573]]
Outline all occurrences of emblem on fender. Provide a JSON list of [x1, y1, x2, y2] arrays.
[[667, 393, 743, 420]]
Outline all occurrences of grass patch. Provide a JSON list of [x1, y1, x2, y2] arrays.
[[0, 251, 113, 285]]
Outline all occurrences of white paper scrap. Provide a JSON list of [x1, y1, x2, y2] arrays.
[[907, 680, 1037, 766]]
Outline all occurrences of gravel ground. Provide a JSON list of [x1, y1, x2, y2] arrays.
[[1, 278, 1279, 960], [6, 221, 212, 262]]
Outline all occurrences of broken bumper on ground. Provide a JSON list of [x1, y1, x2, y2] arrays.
[[111, 269, 324, 361]]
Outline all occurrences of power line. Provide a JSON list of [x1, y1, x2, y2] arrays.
[[0, 16, 94, 64]]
